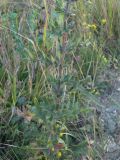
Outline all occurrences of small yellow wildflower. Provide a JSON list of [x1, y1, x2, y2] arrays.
[[88, 24, 97, 30], [91, 24, 97, 30], [51, 147, 54, 152], [59, 133, 64, 138], [101, 19, 107, 25], [57, 151, 62, 158]]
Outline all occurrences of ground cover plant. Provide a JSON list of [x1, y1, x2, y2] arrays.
[[0, 0, 120, 159]]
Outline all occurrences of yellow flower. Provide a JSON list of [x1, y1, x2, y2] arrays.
[[59, 133, 63, 138], [57, 151, 62, 158], [88, 24, 97, 30], [51, 147, 54, 152], [101, 19, 107, 25], [91, 24, 97, 30]]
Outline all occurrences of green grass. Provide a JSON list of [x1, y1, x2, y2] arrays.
[[0, 0, 120, 159]]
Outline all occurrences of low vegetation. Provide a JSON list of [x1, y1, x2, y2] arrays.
[[0, 0, 120, 159]]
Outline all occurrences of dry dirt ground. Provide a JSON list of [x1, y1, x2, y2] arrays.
[[98, 68, 120, 160]]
